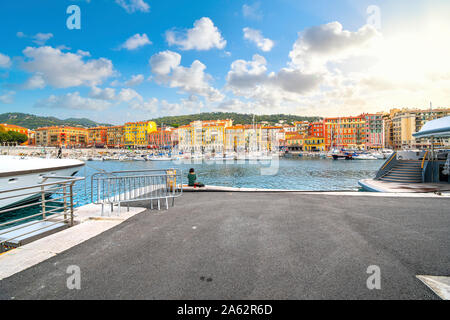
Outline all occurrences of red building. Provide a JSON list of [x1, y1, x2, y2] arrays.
[[324, 115, 366, 150], [148, 128, 177, 149], [308, 122, 324, 138]]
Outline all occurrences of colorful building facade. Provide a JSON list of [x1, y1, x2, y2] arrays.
[[285, 133, 304, 151], [324, 116, 366, 150], [35, 126, 88, 147], [148, 128, 177, 149], [124, 121, 157, 148], [87, 126, 108, 147], [304, 136, 326, 151], [106, 125, 124, 148], [363, 113, 384, 149]]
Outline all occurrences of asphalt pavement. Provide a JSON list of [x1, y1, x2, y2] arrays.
[[1, 192, 449, 299]]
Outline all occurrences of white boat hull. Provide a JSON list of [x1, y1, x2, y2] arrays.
[[0, 157, 84, 210]]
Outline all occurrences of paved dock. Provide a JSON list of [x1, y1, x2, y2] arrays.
[[0, 192, 449, 299]]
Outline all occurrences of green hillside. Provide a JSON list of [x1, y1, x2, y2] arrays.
[[150, 112, 321, 127], [0, 113, 112, 130], [0, 112, 322, 130]]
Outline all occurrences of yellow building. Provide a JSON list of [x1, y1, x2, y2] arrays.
[[286, 133, 304, 151], [225, 125, 245, 152], [390, 108, 450, 149], [304, 136, 325, 151], [178, 119, 233, 153], [124, 121, 157, 148]]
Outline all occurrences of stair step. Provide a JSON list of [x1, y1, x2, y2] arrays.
[[391, 167, 422, 171], [380, 178, 422, 183], [381, 175, 422, 180]]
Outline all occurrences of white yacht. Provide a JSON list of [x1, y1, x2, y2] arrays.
[[0, 156, 85, 209], [353, 153, 378, 160]]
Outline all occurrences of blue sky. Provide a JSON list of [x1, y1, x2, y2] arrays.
[[0, 0, 449, 124]]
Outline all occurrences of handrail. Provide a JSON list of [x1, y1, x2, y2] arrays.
[[380, 151, 397, 171], [91, 169, 183, 215], [0, 175, 84, 253], [375, 152, 398, 180], [421, 150, 429, 169]]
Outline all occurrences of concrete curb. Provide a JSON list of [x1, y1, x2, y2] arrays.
[[183, 185, 450, 197]]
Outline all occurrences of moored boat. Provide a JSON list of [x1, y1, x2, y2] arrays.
[[0, 156, 85, 209]]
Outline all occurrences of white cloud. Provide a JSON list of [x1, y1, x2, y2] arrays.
[[149, 50, 181, 75], [289, 22, 380, 72], [129, 97, 158, 112], [166, 17, 226, 51], [22, 73, 46, 89], [243, 27, 274, 52], [115, 0, 149, 13], [160, 96, 204, 116], [35, 92, 112, 111], [216, 99, 250, 112], [226, 54, 268, 89], [21, 46, 114, 88], [0, 53, 11, 68], [89, 86, 116, 100], [33, 33, 53, 45], [117, 88, 142, 102], [150, 50, 224, 102], [225, 54, 323, 113], [16, 32, 53, 45], [0, 91, 15, 104], [130, 95, 204, 116], [242, 2, 263, 20], [125, 74, 144, 86], [121, 33, 151, 50], [89, 86, 142, 103]]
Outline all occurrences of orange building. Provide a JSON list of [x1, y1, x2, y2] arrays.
[[35, 126, 88, 147], [88, 126, 108, 147], [0, 123, 30, 145], [285, 133, 305, 151], [308, 122, 324, 138], [324, 115, 366, 150], [106, 125, 124, 148]]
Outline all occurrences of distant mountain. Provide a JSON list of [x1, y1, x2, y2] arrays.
[[150, 112, 321, 127], [0, 113, 112, 130]]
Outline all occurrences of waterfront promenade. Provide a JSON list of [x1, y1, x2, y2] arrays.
[[0, 192, 449, 299]]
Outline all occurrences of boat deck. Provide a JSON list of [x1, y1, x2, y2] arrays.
[[359, 179, 450, 193]]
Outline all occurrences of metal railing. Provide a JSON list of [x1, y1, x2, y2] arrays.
[[0, 175, 84, 252], [91, 169, 183, 215], [375, 152, 398, 180]]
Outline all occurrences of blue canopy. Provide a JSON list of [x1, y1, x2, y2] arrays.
[[413, 116, 450, 138]]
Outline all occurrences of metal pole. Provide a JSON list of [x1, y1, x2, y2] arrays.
[[41, 185, 46, 219], [63, 185, 67, 222], [70, 184, 74, 226]]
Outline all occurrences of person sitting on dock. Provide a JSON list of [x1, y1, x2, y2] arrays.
[[188, 168, 205, 188]]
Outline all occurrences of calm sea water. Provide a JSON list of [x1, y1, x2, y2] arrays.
[[77, 157, 383, 203], [0, 157, 383, 227]]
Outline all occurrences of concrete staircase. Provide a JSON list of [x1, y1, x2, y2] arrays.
[[378, 160, 423, 183]]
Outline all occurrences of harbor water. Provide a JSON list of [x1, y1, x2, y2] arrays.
[[0, 157, 383, 228]]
